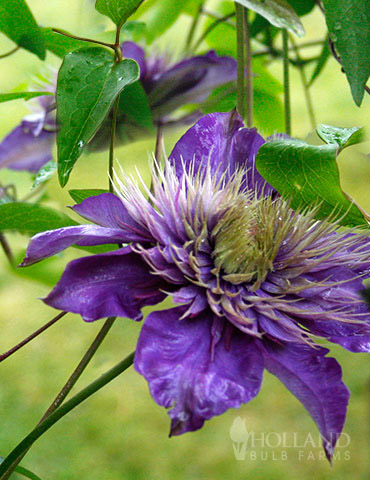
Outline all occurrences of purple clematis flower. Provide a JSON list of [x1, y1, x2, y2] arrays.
[[21, 111, 370, 461], [122, 41, 237, 124], [0, 88, 56, 173], [1, 43, 237, 168]]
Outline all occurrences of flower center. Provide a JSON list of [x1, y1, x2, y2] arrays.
[[212, 195, 290, 290]]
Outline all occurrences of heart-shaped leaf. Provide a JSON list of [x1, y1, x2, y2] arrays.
[[95, 0, 145, 27], [56, 47, 139, 186], [256, 139, 369, 227], [233, 0, 304, 37], [0, 0, 46, 59]]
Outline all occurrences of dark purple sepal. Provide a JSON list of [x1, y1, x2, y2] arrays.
[[135, 307, 264, 435], [169, 111, 274, 196], [259, 340, 350, 462], [21, 224, 138, 266], [43, 247, 166, 322], [72, 193, 153, 242]]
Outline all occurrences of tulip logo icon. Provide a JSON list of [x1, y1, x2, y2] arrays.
[[230, 417, 250, 460]]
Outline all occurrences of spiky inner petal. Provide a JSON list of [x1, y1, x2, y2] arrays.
[[114, 160, 370, 345]]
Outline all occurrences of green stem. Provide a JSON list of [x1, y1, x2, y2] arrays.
[[52, 28, 116, 51], [235, 2, 246, 120], [244, 8, 253, 127], [0, 233, 15, 267], [290, 36, 316, 129], [201, 8, 235, 27], [0, 351, 135, 479], [154, 123, 164, 165], [108, 25, 123, 193], [109, 96, 120, 193], [185, 1, 204, 53], [0, 312, 67, 363], [0, 317, 116, 480], [282, 29, 291, 136], [40, 317, 116, 421], [193, 12, 235, 52], [0, 46, 19, 59]]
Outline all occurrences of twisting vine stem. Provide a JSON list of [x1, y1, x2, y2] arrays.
[[0, 312, 67, 363], [235, 2, 246, 120], [0, 46, 19, 59], [290, 35, 316, 129], [193, 12, 235, 52], [0, 317, 117, 480], [0, 351, 135, 479], [185, 1, 204, 53], [109, 25, 123, 192], [0, 233, 15, 267], [244, 8, 253, 127], [282, 29, 291, 136]]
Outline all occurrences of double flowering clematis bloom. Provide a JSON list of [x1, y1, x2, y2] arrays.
[[22, 112, 370, 461], [0, 93, 55, 173], [0, 43, 237, 171]]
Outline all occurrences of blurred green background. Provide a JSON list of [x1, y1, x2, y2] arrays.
[[0, 1, 369, 479]]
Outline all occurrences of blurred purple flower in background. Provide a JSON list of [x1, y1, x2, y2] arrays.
[[0, 43, 237, 171], [0, 92, 55, 173], [21, 112, 370, 461], [122, 41, 237, 124]]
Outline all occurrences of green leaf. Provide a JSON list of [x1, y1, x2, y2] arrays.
[[316, 124, 365, 151], [0, 457, 42, 480], [287, 0, 315, 16], [118, 81, 153, 131], [95, 0, 145, 27], [41, 27, 87, 58], [137, 0, 195, 43], [0, 0, 46, 59], [322, 0, 370, 106], [69, 188, 109, 203], [14, 465, 43, 480], [0, 202, 114, 254], [56, 48, 139, 186], [7, 251, 65, 285], [0, 203, 78, 236], [32, 160, 57, 189], [0, 92, 52, 103], [120, 21, 147, 41], [256, 139, 369, 227], [233, 0, 305, 37]]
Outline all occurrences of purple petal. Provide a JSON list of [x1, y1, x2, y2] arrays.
[[44, 247, 165, 322], [169, 111, 274, 195], [72, 193, 152, 242], [0, 118, 54, 172], [135, 307, 264, 435], [121, 41, 147, 79], [148, 51, 237, 118], [259, 341, 350, 462], [21, 224, 137, 266]]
